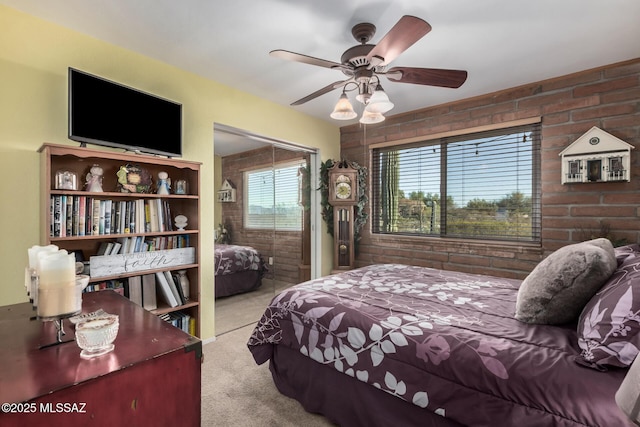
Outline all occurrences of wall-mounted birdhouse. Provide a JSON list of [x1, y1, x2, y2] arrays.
[[217, 178, 236, 202], [559, 126, 634, 184]]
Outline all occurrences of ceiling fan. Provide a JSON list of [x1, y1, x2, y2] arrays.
[[270, 15, 468, 123]]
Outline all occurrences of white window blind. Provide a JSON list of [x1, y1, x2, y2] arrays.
[[244, 160, 305, 231]]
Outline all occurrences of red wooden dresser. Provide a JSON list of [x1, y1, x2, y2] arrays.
[[0, 291, 202, 426]]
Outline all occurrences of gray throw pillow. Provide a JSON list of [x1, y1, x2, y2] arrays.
[[515, 238, 617, 324]]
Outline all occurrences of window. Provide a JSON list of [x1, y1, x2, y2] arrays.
[[244, 160, 306, 230], [372, 123, 541, 242]]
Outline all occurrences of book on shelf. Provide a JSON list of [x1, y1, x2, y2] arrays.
[[104, 199, 112, 234], [144, 200, 151, 232], [83, 279, 125, 295], [155, 271, 179, 307], [141, 274, 158, 310], [159, 311, 191, 334], [65, 195, 73, 237], [156, 199, 164, 232], [148, 199, 159, 232], [96, 241, 110, 256], [51, 195, 60, 237], [171, 271, 186, 304], [85, 198, 92, 236], [116, 200, 126, 234], [72, 196, 80, 236], [137, 199, 145, 234], [92, 198, 100, 236], [163, 270, 183, 305], [110, 241, 122, 255], [126, 275, 143, 306], [78, 195, 86, 236]]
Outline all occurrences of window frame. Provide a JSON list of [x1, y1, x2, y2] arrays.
[[370, 120, 541, 243]]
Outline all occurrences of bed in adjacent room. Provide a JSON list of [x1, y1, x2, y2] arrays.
[[215, 244, 268, 298], [248, 240, 639, 427]]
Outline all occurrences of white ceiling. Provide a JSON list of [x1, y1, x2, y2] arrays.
[[3, 0, 640, 156]]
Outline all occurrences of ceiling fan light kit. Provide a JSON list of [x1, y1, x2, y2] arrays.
[[330, 92, 357, 120], [364, 84, 394, 114], [271, 15, 467, 124], [359, 110, 385, 124]]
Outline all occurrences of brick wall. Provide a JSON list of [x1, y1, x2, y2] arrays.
[[340, 58, 640, 279], [219, 146, 305, 284]]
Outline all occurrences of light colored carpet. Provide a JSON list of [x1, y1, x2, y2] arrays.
[[215, 278, 295, 335], [201, 323, 335, 427]]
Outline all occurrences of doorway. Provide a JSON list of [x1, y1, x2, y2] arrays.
[[213, 124, 319, 335]]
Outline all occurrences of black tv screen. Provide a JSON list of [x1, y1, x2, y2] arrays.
[[68, 68, 182, 157]]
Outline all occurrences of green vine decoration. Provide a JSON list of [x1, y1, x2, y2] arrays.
[[319, 159, 369, 248]]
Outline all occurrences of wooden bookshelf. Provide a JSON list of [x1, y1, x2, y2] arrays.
[[38, 143, 201, 337]]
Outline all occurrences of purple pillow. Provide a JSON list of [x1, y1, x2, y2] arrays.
[[576, 249, 640, 370], [614, 243, 640, 265]]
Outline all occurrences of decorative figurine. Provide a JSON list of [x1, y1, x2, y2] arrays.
[[116, 164, 153, 193], [55, 170, 78, 190], [157, 171, 171, 195], [215, 223, 231, 244], [174, 214, 188, 231], [174, 179, 187, 195], [85, 164, 104, 192]]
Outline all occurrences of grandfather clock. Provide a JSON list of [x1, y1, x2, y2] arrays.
[[328, 160, 358, 272]]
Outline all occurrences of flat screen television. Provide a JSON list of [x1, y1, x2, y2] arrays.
[[68, 67, 182, 157]]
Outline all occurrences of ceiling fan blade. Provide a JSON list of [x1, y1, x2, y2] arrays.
[[270, 49, 348, 71], [385, 67, 468, 88], [366, 16, 432, 67], [291, 79, 352, 106]]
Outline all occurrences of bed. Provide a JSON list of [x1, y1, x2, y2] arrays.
[[248, 240, 640, 427], [214, 244, 268, 298]]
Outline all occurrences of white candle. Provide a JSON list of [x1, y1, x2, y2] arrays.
[[38, 250, 74, 288], [37, 250, 78, 318], [28, 244, 58, 269], [26, 245, 58, 301]]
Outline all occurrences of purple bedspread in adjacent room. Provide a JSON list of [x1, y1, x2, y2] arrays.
[[248, 264, 631, 427], [214, 244, 266, 276]]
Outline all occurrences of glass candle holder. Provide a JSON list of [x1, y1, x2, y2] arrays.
[[75, 314, 119, 359]]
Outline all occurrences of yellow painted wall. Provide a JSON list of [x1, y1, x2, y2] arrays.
[[0, 5, 339, 340]]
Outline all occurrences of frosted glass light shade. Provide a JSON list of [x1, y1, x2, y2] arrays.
[[330, 93, 357, 120], [359, 110, 385, 124], [616, 354, 640, 425], [365, 85, 394, 114]]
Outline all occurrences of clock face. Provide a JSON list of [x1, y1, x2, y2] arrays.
[[336, 182, 352, 199]]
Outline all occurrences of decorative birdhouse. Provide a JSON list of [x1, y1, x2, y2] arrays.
[[559, 126, 634, 184], [217, 179, 236, 202]]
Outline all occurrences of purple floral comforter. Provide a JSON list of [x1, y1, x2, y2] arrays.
[[214, 244, 266, 276], [248, 264, 631, 427]]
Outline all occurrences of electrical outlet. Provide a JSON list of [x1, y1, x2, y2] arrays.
[[268, 257, 274, 265]]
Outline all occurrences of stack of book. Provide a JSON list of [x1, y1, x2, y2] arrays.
[[50, 196, 175, 237], [95, 234, 191, 257], [155, 271, 188, 308], [158, 311, 195, 335], [83, 274, 157, 311]]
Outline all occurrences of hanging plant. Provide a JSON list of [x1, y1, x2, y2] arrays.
[[319, 159, 369, 247]]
